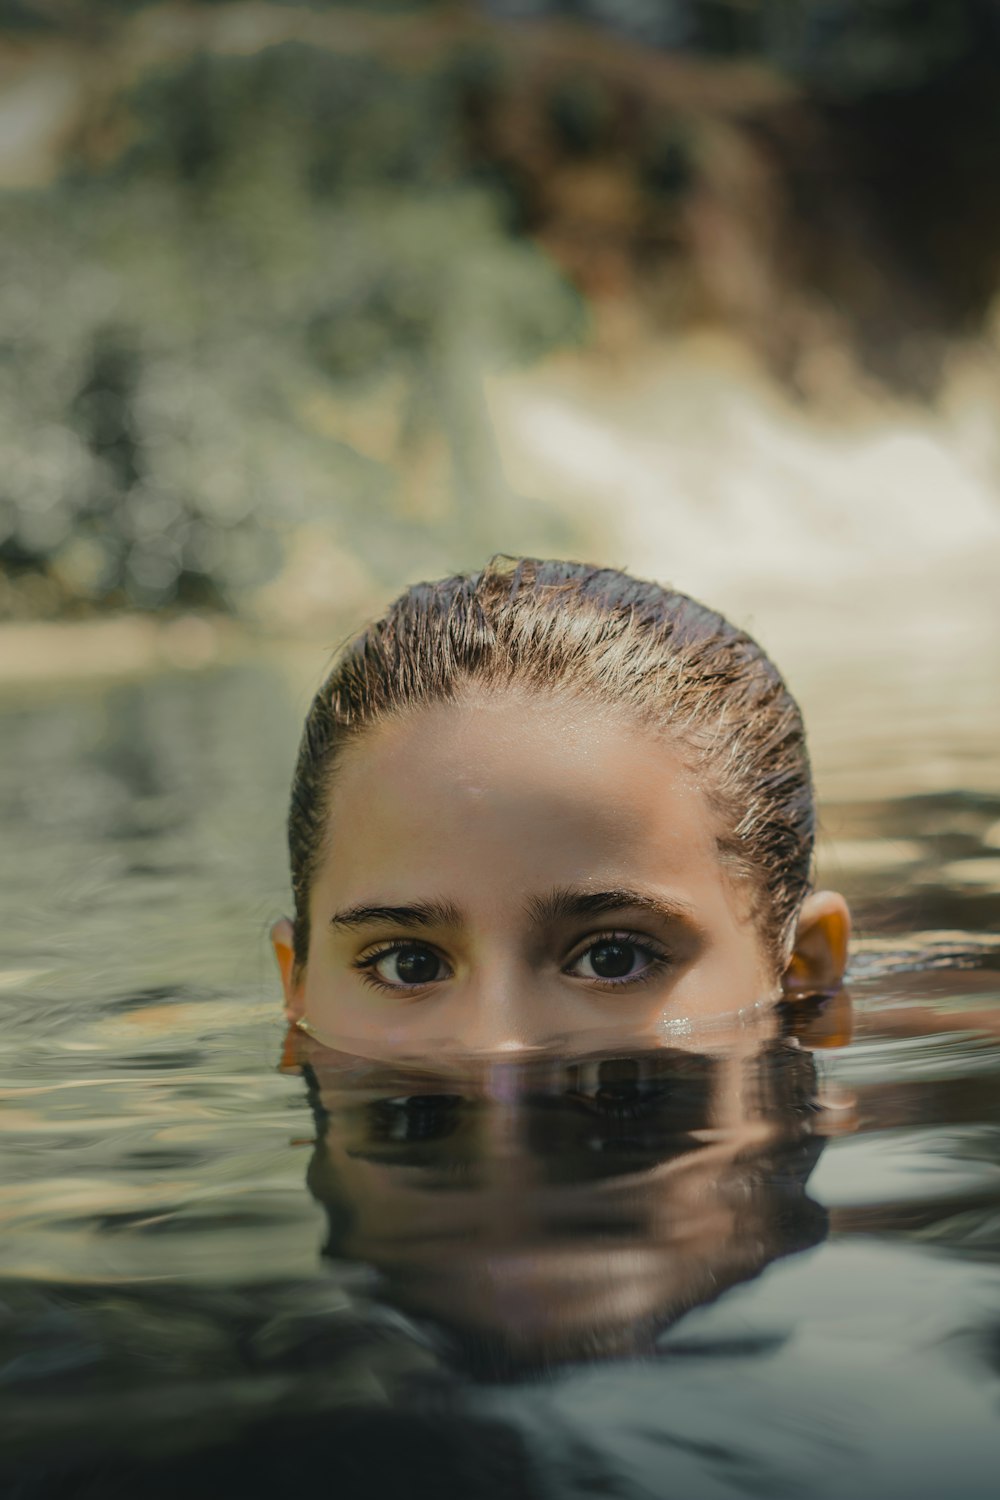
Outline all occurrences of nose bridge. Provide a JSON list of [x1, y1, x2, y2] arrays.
[[458, 950, 541, 1059]]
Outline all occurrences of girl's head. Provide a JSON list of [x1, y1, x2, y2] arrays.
[[274, 557, 848, 1059]]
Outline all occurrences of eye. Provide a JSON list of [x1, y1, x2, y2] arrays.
[[354, 942, 450, 991], [565, 934, 667, 986]]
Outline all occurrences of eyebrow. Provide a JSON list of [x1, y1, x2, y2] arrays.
[[524, 886, 702, 929], [329, 899, 463, 932], [328, 887, 700, 934]]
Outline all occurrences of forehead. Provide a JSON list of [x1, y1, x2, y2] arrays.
[[317, 688, 738, 914]]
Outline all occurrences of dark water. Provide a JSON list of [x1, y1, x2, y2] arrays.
[[2, 662, 1000, 1499]]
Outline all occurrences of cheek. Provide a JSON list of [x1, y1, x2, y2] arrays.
[[686, 914, 776, 1009], [659, 870, 776, 1011]]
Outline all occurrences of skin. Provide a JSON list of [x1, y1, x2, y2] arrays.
[[273, 686, 850, 1062]]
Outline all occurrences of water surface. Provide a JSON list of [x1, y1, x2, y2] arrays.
[[2, 660, 1000, 1499]]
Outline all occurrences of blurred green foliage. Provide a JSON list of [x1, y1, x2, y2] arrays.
[[2, 0, 1000, 620], [0, 33, 584, 618]]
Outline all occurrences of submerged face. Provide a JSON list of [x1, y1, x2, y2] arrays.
[[305, 1039, 828, 1365], [282, 687, 779, 1061]]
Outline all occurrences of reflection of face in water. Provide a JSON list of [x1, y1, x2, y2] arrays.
[[303, 1032, 827, 1369]]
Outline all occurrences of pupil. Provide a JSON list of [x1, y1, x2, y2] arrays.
[[591, 941, 635, 979], [395, 947, 439, 984]]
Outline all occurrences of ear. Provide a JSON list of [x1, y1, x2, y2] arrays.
[[271, 917, 304, 1022], [782, 890, 851, 998]]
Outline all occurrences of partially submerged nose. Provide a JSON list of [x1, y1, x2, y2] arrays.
[[426, 967, 561, 1065], [427, 972, 655, 1068], [445, 1002, 541, 1062]]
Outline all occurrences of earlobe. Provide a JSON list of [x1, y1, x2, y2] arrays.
[[783, 890, 851, 998], [271, 917, 305, 1022]]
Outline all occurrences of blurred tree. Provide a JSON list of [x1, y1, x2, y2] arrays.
[[0, 32, 584, 620], [2, 0, 1000, 619]]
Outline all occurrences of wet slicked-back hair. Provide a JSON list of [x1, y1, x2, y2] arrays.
[[288, 557, 814, 971]]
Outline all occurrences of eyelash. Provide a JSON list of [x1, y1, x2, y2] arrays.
[[352, 942, 452, 996], [351, 932, 672, 994], [563, 930, 672, 990]]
